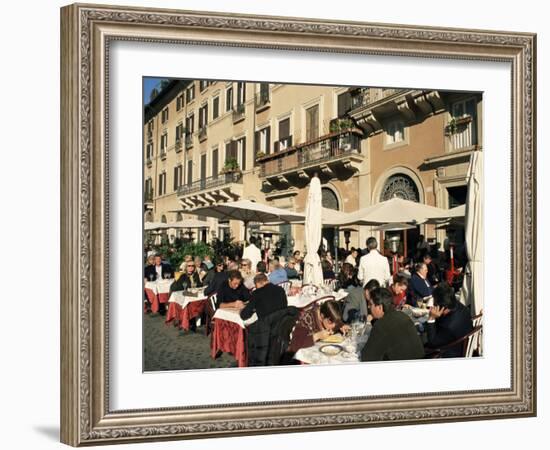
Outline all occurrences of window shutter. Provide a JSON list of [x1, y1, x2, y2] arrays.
[[279, 118, 290, 139], [254, 130, 260, 155], [212, 148, 219, 178], [213, 97, 219, 118], [241, 137, 246, 171], [205, 104, 208, 125], [173, 167, 177, 191], [266, 126, 271, 154]]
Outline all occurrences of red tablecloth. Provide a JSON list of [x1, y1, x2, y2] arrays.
[[166, 300, 209, 331], [145, 288, 159, 313], [210, 319, 248, 367]]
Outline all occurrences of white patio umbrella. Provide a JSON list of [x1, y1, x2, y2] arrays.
[[302, 176, 324, 287], [460, 151, 483, 315], [372, 222, 416, 232], [144, 222, 170, 231], [424, 204, 466, 224], [168, 219, 210, 229], [332, 197, 448, 226], [189, 200, 304, 241]]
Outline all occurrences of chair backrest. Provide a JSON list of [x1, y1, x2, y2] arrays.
[[472, 311, 483, 328], [277, 281, 291, 295], [464, 325, 483, 358], [208, 293, 218, 313]]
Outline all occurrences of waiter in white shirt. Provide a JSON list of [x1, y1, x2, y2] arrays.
[[242, 236, 262, 274], [357, 237, 392, 287]]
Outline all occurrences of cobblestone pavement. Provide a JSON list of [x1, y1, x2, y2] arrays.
[[143, 313, 238, 371]]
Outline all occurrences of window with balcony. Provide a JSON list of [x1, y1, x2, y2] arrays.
[[386, 119, 405, 145], [199, 104, 208, 130], [448, 97, 478, 149], [175, 123, 184, 151], [160, 132, 168, 157], [236, 137, 246, 171], [212, 96, 220, 119], [161, 107, 169, 124], [275, 117, 292, 152], [173, 164, 183, 191], [212, 147, 219, 179], [158, 172, 167, 196], [236, 82, 246, 106], [226, 86, 233, 112], [146, 142, 153, 161], [187, 160, 193, 186], [306, 105, 319, 142], [186, 84, 195, 103], [144, 177, 153, 202], [337, 91, 352, 118], [254, 126, 271, 161], [176, 93, 184, 111]]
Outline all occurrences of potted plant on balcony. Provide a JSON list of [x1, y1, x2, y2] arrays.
[[220, 158, 242, 181], [256, 151, 266, 160], [329, 118, 355, 133]]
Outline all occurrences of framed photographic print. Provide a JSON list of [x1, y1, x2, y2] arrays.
[[60, 3, 536, 446]]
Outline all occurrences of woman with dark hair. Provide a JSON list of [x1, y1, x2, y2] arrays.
[[288, 300, 347, 353], [321, 258, 336, 280], [339, 263, 369, 322], [203, 257, 228, 296]]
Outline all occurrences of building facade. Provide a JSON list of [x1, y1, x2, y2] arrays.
[[144, 79, 482, 256]]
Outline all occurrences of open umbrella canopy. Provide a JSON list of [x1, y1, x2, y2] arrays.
[[371, 222, 417, 232], [332, 197, 448, 226], [189, 200, 304, 223], [144, 222, 169, 231], [145, 220, 209, 231], [169, 219, 210, 229], [424, 204, 466, 224]]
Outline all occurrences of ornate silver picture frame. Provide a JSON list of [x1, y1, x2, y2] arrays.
[[60, 3, 536, 446]]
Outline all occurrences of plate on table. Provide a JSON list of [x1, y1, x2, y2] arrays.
[[321, 333, 344, 344], [410, 307, 429, 318], [319, 344, 343, 356]]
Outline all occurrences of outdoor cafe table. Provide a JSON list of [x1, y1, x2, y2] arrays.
[[144, 279, 173, 313], [165, 288, 209, 331], [286, 289, 348, 309], [210, 308, 258, 368], [294, 325, 372, 365]]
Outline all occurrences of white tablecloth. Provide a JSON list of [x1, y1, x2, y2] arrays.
[[212, 308, 258, 328], [294, 325, 372, 365], [168, 289, 208, 310], [287, 289, 348, 309], [144, 279, 173, 294]]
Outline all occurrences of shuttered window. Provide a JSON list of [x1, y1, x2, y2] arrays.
[[306, 105, 319, 141]]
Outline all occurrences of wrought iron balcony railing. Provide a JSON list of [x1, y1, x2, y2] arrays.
[[255, 92, 271, 110], [198, 126, 208, 141], [177, 171, 243, 196], [185, 134, 193, 149], [232, 103, 246, 123], [259, 129, 362, 178]]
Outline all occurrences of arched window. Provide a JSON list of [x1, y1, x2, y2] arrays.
[[161, 215, 167, 223], [321, 187, 339, 211], [176, 212, 183, 222], [144, 211, 154, 222], [380, 174, 419, 202]]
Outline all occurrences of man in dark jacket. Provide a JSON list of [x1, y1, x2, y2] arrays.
[[144, 254, 173, 282], [242, 273, 296, 366], [426, 282, 473, 357], [361, 288, 425, 361], [240, 273, 288, 321], [409, 262, 434, 306]]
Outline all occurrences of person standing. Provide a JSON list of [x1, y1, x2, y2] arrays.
[[242, 236, 262, 274], [357, 237, 392, 287]]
